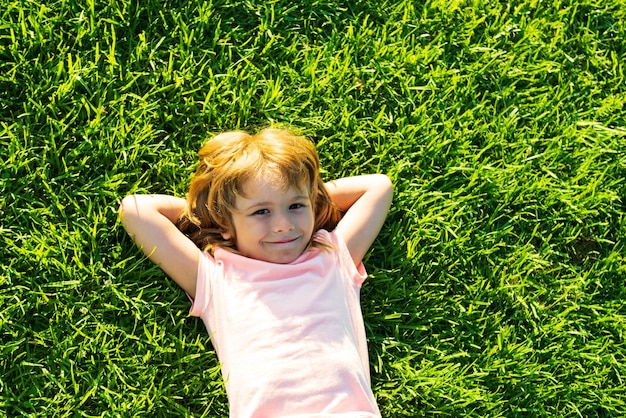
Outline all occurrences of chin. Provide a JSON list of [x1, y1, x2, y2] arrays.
[[272, 247, 308, 264], [268, 254, 300, 264]]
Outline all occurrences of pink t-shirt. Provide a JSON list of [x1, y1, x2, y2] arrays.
[[189, 229, 381, 418]]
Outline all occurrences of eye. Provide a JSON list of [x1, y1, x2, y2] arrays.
[[252, 209, 270, 216], [290, 203, 305, 210]]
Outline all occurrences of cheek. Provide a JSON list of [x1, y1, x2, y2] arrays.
[[227, 215, 264, 241], [220, 216, 241, 241], [302, 209, 315, 231]]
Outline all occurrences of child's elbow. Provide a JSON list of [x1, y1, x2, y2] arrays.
[[118, 195, 138, 221], [377, 174, 394, 200], [382, 174, 393, 190]]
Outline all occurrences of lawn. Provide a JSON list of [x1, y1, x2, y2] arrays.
[[1, 0, 625, 416]]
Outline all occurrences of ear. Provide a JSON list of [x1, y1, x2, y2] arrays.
[[220, 229, 232, 240]]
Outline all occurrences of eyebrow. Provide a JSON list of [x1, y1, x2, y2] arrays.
[[240, 194, 309, 211]]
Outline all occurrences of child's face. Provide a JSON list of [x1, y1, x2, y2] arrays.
[[222, 176, 315, 264]]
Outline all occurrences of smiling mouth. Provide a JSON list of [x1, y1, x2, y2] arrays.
[[268, 237, 299, 244]]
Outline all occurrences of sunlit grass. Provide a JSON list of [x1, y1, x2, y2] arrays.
[[1, 0, 625, 416]]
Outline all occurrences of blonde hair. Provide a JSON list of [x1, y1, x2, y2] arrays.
[[177, 128, 342, 253]]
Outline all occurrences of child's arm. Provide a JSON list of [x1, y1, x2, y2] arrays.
[[325, 174, 393, 266], [119, 195, 200, 298]]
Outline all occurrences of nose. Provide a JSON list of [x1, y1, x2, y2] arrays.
[[273, 211, 295, 232]]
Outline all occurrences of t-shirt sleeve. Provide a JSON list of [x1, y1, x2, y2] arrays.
[[189, 251, 213, 317], [328, 230, 368, 287]]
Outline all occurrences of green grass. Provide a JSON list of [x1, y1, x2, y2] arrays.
[[1, 0, 625, 416]]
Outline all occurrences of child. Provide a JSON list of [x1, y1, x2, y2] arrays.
[[119, 128, 393, 417]]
